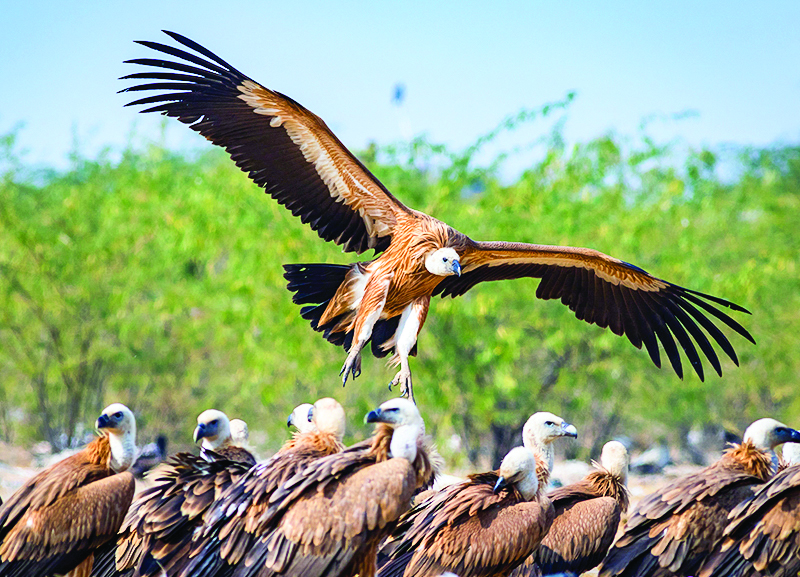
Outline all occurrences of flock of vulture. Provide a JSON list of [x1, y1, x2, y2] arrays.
[[0, 400, 799, 577], [2, 29, 792, 577]]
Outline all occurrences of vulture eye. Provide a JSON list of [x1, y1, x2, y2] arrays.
[[210, 419, 218, 426], [545, 421, 555, 427], [114, 412, 123, 419], [385, 407, 400, 413], [442, 257, 448, 262]]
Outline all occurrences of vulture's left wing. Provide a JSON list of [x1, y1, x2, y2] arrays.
[[433, 241, 754, 380], [122, 31, 411, 254]]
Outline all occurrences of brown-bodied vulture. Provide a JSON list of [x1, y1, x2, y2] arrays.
[[0, 403, 136, 577], [173, 397, 348, 576], [122, 31, 754, 402], [181, 397, 436, 577], [91, 410, 256, 577], [698, 442, 800, 577], [377, 446, 553, 577], [511, 440, 629, 577], [599, 418, 800, 577]]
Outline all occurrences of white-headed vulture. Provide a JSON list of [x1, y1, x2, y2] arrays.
[[599, 419, 800, 577], [511, 440, 629, 576], [91, 409, 255, 577], [122, 31, 754, 401], [0, 404, 136, 577], [698, 443, 800, 577], [377, 446, 553, 577]]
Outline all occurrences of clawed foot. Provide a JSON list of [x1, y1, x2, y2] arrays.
[[388, 368, 415, 404], [340, 351, 362, 386]]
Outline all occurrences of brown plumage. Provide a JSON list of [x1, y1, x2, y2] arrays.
[[599, 419, 800, 577], [0, 404, 136, 577], [378, 446, 553, 577], [698, 454, 800, 576], [171, 398, 347, 576], [511, 440, 629, 577], [123, 31, 754, 402], [92, 411, 256, 577], [181, 398, 433, 577]]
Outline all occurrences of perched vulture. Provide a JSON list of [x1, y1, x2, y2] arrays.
[[0, 403, 136, 577], [91, 409, 256, 577], [599, 419, 800, 577], [521, 412, 579, 488], [178, 397, 348, 576], [182, 397, 435, 577], [194, 409, 257, 466], [377, 446, 553, 577], [511, 440, 629, 577], [698, 442, 800, 577], [122, 31, 754, 402], [286, 403, 315, 433]]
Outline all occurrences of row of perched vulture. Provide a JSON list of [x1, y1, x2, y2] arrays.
[[0, 399, 798, 577]]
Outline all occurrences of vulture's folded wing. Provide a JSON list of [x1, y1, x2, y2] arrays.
[[122, 30, 410, 254], [433, 241, 754, 380], [0, 472, 134, 576]]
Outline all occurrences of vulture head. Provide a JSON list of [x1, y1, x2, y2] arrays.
[[743, 418, 800, 451], [598, 440, 629, 484], [194, 409, 232, 450], [523, 412, 578, 447], [96, 403, 137, 472], [287, 402, 316, 432], [783, 443, 800, 466], [310, 398, 346, 440], [366, 398, 425, 461], [425, 247, 461, 277], [229, 419, 249, 445], [493, 446, 539, 500]]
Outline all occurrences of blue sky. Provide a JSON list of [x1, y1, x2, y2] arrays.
[[1, 1, 798, 171]]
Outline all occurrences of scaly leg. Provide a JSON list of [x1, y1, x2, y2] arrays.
[[341, 275, 391, 387], [386, 297, 429, 404]]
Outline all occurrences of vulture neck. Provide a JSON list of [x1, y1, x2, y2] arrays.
[[108, 425, 137, 473], [525, 439, 554, 488], [389, 423, 422, 462], [723, 441, 774, 481]]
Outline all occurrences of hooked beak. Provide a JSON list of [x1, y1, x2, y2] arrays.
[[562, 423, 578, 438], [96, 414, 111, 430], [365, 408, 382, 424], [286, 413, 294, 428], [493, 476, 508, 493], [778, 427, 800, 445], [451, 260, 462, 277], [193, 423, 207, 444]]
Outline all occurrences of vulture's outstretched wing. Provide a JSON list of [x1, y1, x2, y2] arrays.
[[122, 30, 410, 254], [434, 241, 754, 380]]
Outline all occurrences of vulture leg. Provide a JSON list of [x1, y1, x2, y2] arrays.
[[388, 298, 430, 404], [342, 275, 392, 386]]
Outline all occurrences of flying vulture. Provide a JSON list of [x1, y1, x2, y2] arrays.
[[122, 31, 754, 402], [698, 443, 800, 577], [377, 446, 553, 577], [92, 409, 255, 577], [0, 403, 136, 577], [599, 418, 800, 577], [182, 397, 436, 577], [511, 440, 629, 577], [178, 397, 348, 576], [521, 412, 578, 488]]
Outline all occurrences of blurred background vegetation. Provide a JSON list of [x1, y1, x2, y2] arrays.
[[1, 101, 798, 470]]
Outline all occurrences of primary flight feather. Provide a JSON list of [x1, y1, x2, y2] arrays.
[[122, 31, 754, 401]]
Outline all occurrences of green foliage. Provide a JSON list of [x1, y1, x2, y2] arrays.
[[0, 113, 798, 466]]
